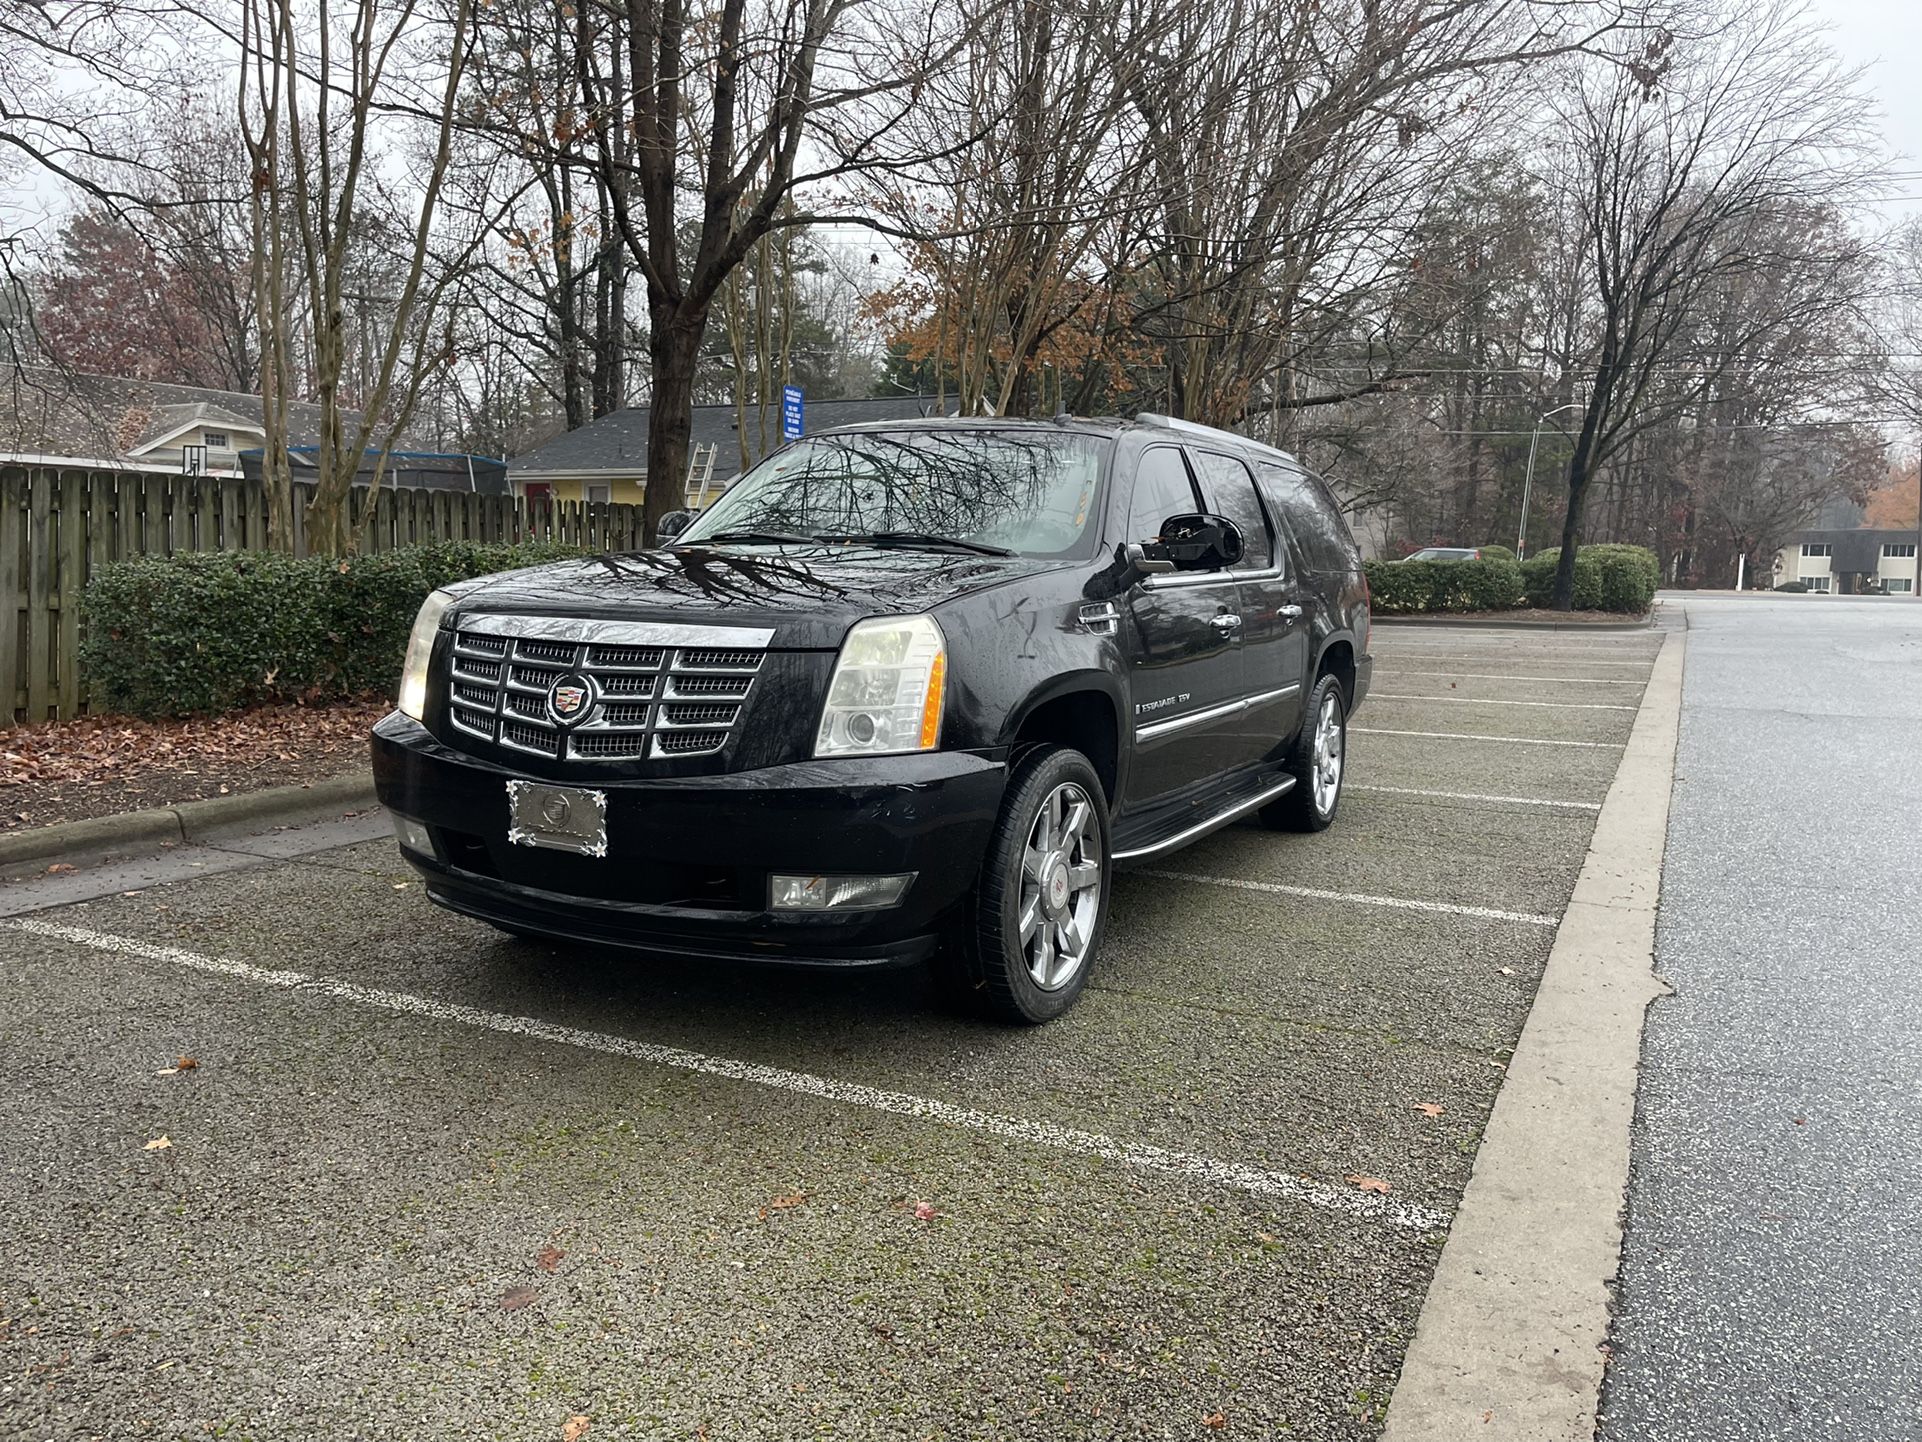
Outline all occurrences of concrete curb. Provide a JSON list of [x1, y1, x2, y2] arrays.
[[1381, 626, 1685, 1441], [1374, 614, 1657, 632], [0, 772, 376, 870]]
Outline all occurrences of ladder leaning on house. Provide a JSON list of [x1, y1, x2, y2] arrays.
[[683, 443, 720, 510]]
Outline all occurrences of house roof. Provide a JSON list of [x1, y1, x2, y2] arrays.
[[1787, 528, 1917, 574], [0, 363, 337, 465], [509, 394, 964, 480]]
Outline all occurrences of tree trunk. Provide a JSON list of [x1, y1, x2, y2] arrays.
[[1552, 438, 1597, 610], [644, 307, 705, 543]]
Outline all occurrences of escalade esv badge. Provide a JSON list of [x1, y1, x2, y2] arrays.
[[372, 412, 1372, 1026]]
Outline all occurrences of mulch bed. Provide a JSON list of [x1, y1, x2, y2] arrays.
[[1, 698, 389, 833]]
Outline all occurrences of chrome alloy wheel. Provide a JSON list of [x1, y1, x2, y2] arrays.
[[1311, 690, 1345, 817], [1018, 781, 1104, 991]]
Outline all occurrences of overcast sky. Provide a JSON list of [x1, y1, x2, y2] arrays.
[[1812, 0, 1922, 217]]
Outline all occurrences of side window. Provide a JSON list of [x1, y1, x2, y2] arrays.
[[1125, 446, 1201, 542], [1190, 450, 1274, 572], [1258, 462, 1353, 574]]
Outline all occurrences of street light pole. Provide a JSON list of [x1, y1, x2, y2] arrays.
[[1517, 403, 1580, 561]]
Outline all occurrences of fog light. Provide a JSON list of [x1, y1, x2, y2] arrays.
[[392, 815, 433, 855], [769, 873, 913, 912]]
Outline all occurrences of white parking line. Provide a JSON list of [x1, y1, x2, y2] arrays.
[[1142, 870, 1559, 926], [1370, 693, 1637, 712], [1352, 727, 1624, 749], [1385, 671, 1646, 686], [3, 917, 1451, 1233], [1350, 784, 1603, 812]]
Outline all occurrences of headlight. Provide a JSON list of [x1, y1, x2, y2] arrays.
[[815, 614, 946, 757], [398, 589, 455, 721]]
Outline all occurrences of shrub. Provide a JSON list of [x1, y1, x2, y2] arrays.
[[1364, 557, 1525, 614], [81, 541, 581, 718], [1475, 544, 1517, 563], [1521, 544, 1659, 612]]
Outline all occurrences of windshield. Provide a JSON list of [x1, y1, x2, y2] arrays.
[[676, 428, 1111, 559]]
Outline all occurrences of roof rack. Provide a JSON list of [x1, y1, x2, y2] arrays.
[[1133, 412, 1295, 463]]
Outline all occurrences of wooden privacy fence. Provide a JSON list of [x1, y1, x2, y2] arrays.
[[2, 464, 649, 726]]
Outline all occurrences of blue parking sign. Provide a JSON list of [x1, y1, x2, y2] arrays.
[[781, 385, 804, 440]]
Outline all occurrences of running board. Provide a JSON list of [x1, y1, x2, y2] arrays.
[[1111, 775, 1297, 864]]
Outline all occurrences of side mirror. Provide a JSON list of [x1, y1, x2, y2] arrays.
[[1152, 512, 1243, 571], [658, 509, 694, 541]]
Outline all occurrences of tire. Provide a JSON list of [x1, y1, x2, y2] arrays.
[[1261, 672, 1347, 833], [941, 746, 1111, 1025]]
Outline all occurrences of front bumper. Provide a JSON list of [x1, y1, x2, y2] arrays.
[[371, 713, 1005, 967]]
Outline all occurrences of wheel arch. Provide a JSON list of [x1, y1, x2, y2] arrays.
[[1000, 674, 1125, 805], [1313, 632, 1358, 709]]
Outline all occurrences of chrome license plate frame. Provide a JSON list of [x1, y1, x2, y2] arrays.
[[505, 780, 609, 858]]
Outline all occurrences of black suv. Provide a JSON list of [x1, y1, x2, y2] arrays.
[[372, 414, 1371, 1022]]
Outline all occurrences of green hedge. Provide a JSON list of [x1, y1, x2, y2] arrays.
[[1520, 545, 1659, 613], [1475, 544, 1518, 563], [1364, 557, 1526, 614], [1366, 544, 1659, 615], [81, 541, 581, 718]]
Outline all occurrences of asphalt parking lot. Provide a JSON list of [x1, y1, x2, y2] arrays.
[[1, 620, 1667, 1441]]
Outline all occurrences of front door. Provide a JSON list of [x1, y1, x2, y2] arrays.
[[1118, 445, 1248, 803]]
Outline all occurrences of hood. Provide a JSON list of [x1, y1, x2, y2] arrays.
[[447, 544, 1065, 649]]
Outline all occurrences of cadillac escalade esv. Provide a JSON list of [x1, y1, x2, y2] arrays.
[[371, 413, 1372, 1023]]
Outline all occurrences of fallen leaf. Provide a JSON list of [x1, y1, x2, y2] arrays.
[[143, 1136, 172, 1151], [912, 1200, 937, 1221], [536, 1245, 564, 1272], [45, 863, 76, 874], [1345, 1175, 1390, 1195], [499, 1285, 539, 1311], [1413, 1102, 1445, 1118], [563, 1414, 591, 1441], [1481, 1409, 1494, 1423], [1202, 1411, 1227, 1429], [175, 1056, 198, 1071], [767, 1191, 808, 1211], [1791, 1116, 1806, 1126]]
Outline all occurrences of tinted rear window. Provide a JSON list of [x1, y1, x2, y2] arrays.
[[1258, 463, 1355, 574]]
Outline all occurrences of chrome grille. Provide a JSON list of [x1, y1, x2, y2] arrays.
[[667, 673, 751, 697], [588, 643, 664, 669], [679, 647, 763, 670], [440, 618, 770, 763], [656, 729, 730, 755]]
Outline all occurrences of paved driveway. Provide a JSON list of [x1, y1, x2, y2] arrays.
[[2, 621, 1663, 1441], [1602, 594, 1922, 1441]]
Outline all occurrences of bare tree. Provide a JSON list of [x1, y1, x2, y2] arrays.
[[561, 0, 977, 542], [1542, 8, 1879, 606], [237, 0, 522, 553]]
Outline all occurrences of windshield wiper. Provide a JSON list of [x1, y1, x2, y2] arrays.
[[816, 530, 1015, 558], [684, 529, 818, 546]]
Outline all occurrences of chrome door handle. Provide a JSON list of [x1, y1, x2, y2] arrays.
[[1278, 604, 1304, 621], [1210, 613, 1243, 631]]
